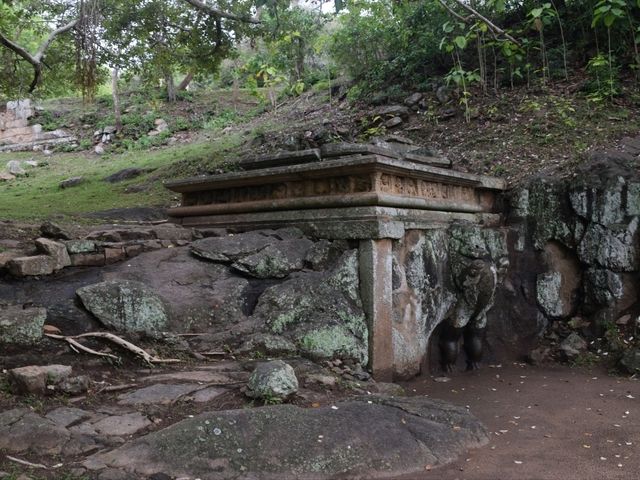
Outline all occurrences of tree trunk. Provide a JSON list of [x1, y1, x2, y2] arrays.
[[112, 67, 122, 133], [177, 71, 194, 91], [295, 37, 305, 81], [166, 72, 176, 102]]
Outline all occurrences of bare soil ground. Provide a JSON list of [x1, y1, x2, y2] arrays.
[[397, 363, 639, 480]]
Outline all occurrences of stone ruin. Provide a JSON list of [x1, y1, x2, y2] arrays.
[[2, 140, 637, 382], [165, 142, 640, 379], [166, 143, 510, 379], [0, 99, 76, 152]]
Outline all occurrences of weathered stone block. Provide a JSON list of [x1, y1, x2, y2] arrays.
[[6, 160, 25, 176], [70, 252, 106, 267], [104, 247, 125, 264], [64, 240, 96, 254], [35, 237, 71, 270], [569, 178, 625, 226], [7, 255, 57, 276], [124, 244, 143, 257], [7, 99, 33, 119], [0, 305, 46, 345], [231, 238, 314, 278], [9, 364, 72, 395], [627, 183, 640, 216], [537, 272, 564, 318], [253, 250, 368, 365], [584, 268, 623, 306]]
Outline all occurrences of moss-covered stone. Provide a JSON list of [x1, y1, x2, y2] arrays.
[[536, 272, 564, 318], [252, 250, 368, 365], [246, 360, 298, 400], [0, 305, 46, 345], [300, 323, 368, 364], [231, 238, 314, 279], [577, 218, 639, 272], [77, 280, 169, 336]]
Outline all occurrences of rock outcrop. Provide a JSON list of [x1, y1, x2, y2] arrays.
[[509, 152, 640, 366], [83, 395, 488, 480]]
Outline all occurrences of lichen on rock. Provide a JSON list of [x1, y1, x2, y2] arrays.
[[76, 280, 169, 336]]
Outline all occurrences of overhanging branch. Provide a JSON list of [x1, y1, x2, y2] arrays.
[[440, 0, 520, 46], [182, 0, 261, 24], [0, 18, 78, 92]]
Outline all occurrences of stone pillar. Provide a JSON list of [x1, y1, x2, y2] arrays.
[[359, 239, 394, 381]]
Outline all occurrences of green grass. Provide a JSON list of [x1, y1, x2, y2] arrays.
[[0, 132, 244, 221]]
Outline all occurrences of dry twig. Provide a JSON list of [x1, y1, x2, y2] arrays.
[[6, 455, 50, 469]]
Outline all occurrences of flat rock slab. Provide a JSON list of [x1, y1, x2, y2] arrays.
[[91, 412, 153, 436], [0, 409, 70, 455], [118, 383, 230, 405], [85, 395, 488, 479], [139, 370, 242, 384], [118, 383, 203, 405]]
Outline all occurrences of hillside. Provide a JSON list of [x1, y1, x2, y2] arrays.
[[1, 81, 640, 222]]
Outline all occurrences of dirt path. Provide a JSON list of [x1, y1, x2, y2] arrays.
[[396, 363, 639, 480]]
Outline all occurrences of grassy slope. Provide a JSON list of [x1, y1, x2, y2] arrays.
[[0, 88, 257, 221], [0, 137, 241, 220]]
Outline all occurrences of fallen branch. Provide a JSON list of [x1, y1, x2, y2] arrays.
[[76, 332, 182, 364], [45, 333, 119, 361], [45, 331, 182, 365], [6, 455, 49, 469]]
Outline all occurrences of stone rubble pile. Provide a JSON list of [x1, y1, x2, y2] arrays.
[[0, 99, 76, 153]]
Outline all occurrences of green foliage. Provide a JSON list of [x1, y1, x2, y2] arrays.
[[202, 109, 241, 130], [331, 0, 449, 93], [586, 53, 620, 102]]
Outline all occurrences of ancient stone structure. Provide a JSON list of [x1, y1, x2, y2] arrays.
[[166, 144, 507, 380], [0, 99, 75, 152]]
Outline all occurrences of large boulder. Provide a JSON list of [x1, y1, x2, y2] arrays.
[[6, 160, 26, 176], [76, 280, 169, 336], [0, 305, 46, 345], [577, 218, 639, 272], [84, 395, 488, 480], [251, 250, 368, 365], [102, 248, 249, 332], [246, 360, 299, 401]]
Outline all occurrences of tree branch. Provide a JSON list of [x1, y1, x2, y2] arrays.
[[34, 19, 78, 62], [437, 0, 471, 24], [182, 0, 261, 24], [0, 19, 78, 92], [442, 0, 521, 46]]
